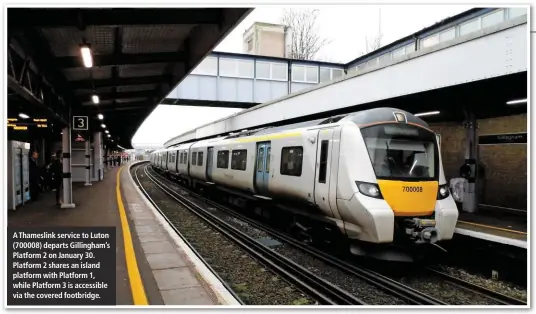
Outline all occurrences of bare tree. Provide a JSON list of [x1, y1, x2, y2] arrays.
[[281, 8, 331, 60], [363, 8, 383, 54]]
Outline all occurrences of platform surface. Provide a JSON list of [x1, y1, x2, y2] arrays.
[[454, 209, 527, 248], [7, 162, 228, 305]]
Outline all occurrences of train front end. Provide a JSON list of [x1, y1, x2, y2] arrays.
[[338, 108, 458, 261]]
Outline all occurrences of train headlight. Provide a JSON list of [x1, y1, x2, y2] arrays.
[[437, 184, 450, 200], [356, 181, 383, 199]]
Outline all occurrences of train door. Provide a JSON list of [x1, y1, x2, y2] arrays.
[[314, 129, 336, 216], [255, 142, 271, 195], [206, 147, 214, 182]]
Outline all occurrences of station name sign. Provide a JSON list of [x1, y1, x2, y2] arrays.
[[478, 132, 527, 145]]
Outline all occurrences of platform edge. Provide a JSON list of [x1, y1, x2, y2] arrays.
[[127, 162, 241, 306], [455, 227, 527, 249]]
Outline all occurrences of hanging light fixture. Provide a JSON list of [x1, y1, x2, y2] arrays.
[[92, 94, 99, 104], [80, 44, 93, 68], [97, 114, 104, 120]]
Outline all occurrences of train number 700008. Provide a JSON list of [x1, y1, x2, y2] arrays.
[[402, 186, 423, 192]]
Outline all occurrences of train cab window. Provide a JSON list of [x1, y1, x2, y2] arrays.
[[280, 146, 303, 176], [318, 140, 329, 183], [217, 150, 229, 168], [192, 152, 197, 166], [360, 123, 439, 180], [231, 150, 247, 171], [197, 152, 203, 166]]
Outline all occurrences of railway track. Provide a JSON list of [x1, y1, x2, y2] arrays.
[[142, 163, 527, 306], [134, 163, 365, 305], [139, 163, 449, 305], [424, 268, 526, 305]]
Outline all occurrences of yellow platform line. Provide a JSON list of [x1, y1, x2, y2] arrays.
[[116, 167, 149, 305], [458, 220, 527, 235]]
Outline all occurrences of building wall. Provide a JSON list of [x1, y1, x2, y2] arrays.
[[258, 30, 285, 58], [429, 113, 527, 210]]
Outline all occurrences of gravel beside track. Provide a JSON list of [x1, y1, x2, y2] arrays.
[[132, 165, 316, 305]]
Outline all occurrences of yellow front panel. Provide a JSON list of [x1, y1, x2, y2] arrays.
[[376, 180, 438, 216]]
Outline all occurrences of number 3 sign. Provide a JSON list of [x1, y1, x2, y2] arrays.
[[73, 116, 88, 131]]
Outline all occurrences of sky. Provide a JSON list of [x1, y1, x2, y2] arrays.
[[130, 5, 474, 148]]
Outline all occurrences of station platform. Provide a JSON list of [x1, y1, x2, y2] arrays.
[[7, 161, 238, 306], [454, 208, 527, 249]]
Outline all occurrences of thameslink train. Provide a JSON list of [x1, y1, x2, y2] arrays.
[[150, 108, 459, 261]]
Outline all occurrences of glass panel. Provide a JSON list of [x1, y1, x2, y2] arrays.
[[422, 34, 439, 48], [272, 63, 288, 80], [280, 147, 303, 176], [255, 62, 271, 79], [197, 152, 203, 166], [482, 9, 504, 28], [266, 147, 271, 173], [509, 7, 527, 19], [366, 58, 378, 67], [392, 47, 405, 59], [459, 18, 480, 36], [305, 66, 318, 83], [237, 60, 254, 77], [360, 123, 439, 180], [439, 28, 456, 42], [219, 58, 236, 77], [332, 69, 343, 80], [257, 147, 264, 171], [319, 68, 331, 83], [405, 43, 415, 54], [191, 56, 217, 75], [378, 53, 390, 64], [291, 65, 305, 81]]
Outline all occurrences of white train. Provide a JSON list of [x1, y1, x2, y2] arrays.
[[150, 108, 459, 261]]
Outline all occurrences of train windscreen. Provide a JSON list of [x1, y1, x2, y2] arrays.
[[360, 123, 439, 181]]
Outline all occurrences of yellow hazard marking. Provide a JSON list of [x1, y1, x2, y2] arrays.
[[116, 167, 148, 305]]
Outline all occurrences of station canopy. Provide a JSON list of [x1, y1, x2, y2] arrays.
[[7, 8, 252, 148]]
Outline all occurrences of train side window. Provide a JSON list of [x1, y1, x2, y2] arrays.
[[318, 140, 329, 183], [231, 150, 247, 171], [192, 152, 197, 166], [257, 147, 264, 171], [179, 152, 183, 164], [280, 146, 303, 176], [198, 152, 203, 166], [217, 150, 229, 168]]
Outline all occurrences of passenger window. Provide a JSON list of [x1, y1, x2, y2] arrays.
[[280, 146, 303, 176], [192, 152, 197, 166], [318, 140, 329, 183], [257, 147, 264, 171], [231, 150, 247, 171], [217, 150, 229, 168], [180, 153, 183, 164], [266, 147, 271, 173], [198, 152, 203, 166]]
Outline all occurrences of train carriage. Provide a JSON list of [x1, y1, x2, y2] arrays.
[[151, 108, 458, 261]]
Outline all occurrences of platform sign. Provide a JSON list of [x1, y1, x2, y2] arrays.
[[479, 132, 527, 145], [73, 116, 89, 131]]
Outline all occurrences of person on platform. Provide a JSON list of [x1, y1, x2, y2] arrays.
[[50, 150, 63, 206], [29, 151, 40, 201]]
